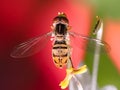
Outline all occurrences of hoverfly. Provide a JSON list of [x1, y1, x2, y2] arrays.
[[11, 12, 108, 68]]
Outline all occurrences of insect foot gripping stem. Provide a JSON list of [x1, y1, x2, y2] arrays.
[[59, 65, 87, 89]]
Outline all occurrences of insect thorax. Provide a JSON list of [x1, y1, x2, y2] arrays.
[[55, 23, 67, 35]]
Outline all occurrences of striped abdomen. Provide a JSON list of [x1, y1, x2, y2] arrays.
[[52, 40, 70, 68]]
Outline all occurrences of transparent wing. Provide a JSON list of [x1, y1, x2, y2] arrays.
[[69, 31, 110, 53], [11, 32, 53, 58]]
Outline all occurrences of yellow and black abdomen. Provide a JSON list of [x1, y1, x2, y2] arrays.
[[52, 41, 70, 68]]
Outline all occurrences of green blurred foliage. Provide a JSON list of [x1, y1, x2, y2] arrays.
[[92, 0, 120, 18], [85, 53, 120, 89]]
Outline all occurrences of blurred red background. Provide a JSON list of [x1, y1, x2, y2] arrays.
[[0, 0, 120, 90]]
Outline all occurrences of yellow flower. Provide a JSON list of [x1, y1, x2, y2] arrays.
[[59, 65, 87, 89]]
